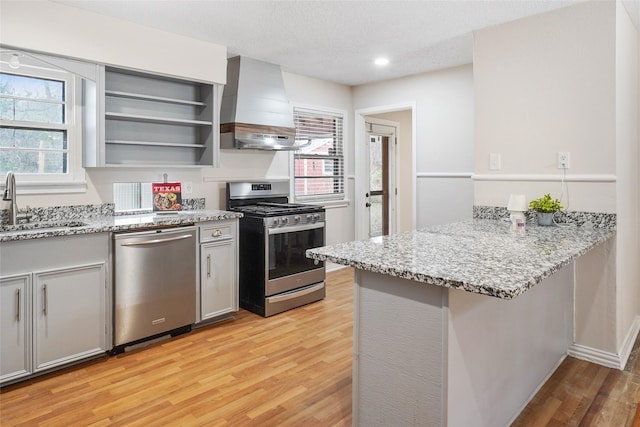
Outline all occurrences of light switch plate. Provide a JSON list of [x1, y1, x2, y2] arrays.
[[489, 153, 501, 170], [183, 181, 193, 195]]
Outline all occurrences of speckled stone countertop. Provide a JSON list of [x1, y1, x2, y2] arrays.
[[0, 210, 243, 242], [307, 219, 615, 300]]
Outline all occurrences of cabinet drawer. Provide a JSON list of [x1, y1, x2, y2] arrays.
[[199, 223, 233, 243]]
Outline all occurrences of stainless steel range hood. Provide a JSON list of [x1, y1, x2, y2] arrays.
[[220, 56, 300, 150]]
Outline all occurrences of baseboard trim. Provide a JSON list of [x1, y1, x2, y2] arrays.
[[619, 315, 640, 369], [568, 344, 623, 369], [568, 315, 640, 370]]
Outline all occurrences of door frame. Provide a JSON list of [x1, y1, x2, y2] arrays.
[[365, 118, 397, 238], [355, 102, 416, 241]]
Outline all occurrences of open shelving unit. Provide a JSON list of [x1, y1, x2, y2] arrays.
[[84, 66, 219, 167]]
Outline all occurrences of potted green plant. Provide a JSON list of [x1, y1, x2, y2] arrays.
[[528, 193, 564, 226]]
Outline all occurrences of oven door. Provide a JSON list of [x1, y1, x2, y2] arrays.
[[265, 222, 325, 296]]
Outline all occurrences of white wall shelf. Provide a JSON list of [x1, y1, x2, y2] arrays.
[[105, 90, 207, 106], [105, 112, 213, 126], [84, 65, 220, 168], [105, 140, 206, 149]]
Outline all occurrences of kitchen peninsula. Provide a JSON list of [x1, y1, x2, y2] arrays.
[[307, 218, 615, 427]]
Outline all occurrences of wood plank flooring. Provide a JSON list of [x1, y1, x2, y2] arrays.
[[0, 269, 355, 426], [1, 267, 639, 426]]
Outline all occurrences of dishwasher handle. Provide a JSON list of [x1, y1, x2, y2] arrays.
[[120, 234, 194, 247]]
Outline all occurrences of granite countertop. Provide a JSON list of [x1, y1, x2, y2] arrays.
[[0, 210, 243, 242], [307, 219, 615, 299]]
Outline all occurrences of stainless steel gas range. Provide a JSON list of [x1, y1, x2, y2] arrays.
[[227, 181, 326, 317]]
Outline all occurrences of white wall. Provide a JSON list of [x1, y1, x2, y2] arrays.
[[353, 65, 474, 228], [615, 0, 640, 353], [473, 1, 616, 212], [474, 0, 640, 361], [0, 1, 226, 83], [574, 238, 617, 353]]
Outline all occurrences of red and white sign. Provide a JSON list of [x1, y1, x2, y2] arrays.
[[152, 182, 182, 211]]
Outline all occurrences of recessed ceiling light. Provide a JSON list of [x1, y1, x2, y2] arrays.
[[374, 57, 389, 66]]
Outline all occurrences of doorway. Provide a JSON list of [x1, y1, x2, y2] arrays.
[[365, 122, 396, 238], [355, 103, 416, 241]]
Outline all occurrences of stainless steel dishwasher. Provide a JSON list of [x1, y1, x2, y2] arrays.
[[112, 226, 197, 353]]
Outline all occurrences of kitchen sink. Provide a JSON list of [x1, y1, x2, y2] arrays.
[[0, 220, 88, 233]]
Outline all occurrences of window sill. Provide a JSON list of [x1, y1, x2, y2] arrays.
[[296, 199, 350, 209], [9, 181, 88, 195]]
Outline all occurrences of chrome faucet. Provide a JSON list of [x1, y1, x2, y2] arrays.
[[3, 171, 18, 225]]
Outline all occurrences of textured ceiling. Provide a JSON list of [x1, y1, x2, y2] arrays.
[[55, 0, 637, 86]]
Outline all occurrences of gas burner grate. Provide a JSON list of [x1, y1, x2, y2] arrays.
[[231, 202, 323, 217]]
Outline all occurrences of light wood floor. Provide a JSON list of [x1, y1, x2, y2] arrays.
[[512, 330, 640, 427], [1, 268, 639, 426], [0, 269, 355, 426]]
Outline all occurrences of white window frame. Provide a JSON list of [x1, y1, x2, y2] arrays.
[[0, 50, 86, 194], [291, 104, 346, 204]]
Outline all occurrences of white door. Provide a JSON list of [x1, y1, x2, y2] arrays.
[[365, 121, 397, 238]]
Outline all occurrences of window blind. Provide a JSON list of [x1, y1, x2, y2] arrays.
[[293, 107, 345, 202]]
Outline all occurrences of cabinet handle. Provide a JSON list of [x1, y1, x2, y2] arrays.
[[120, 234, 193, 246], [212, 229, 222, 238], [43, 284, 48, 315], [15, 289, 21, 321], [207, 254, 211, 278]]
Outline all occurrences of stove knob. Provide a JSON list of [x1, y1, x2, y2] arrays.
[[313, 214, 321, 222], [281, 217, 289, 225], [306, 214, 313, 222], [293, 215, 301, 224], [272, 218, 280, 227]]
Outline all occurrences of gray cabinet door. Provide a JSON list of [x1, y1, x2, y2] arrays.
[[200, 239, 237, 320], [33, 263, 106, 372], [0, 274, 31, 383]]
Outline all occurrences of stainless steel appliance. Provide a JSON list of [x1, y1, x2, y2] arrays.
[[227, 181, 326, 317], [112, 226, 197, 353], [220, 56, 305, 151]]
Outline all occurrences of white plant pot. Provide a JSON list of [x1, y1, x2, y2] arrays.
[[537, 212, 554, 226]]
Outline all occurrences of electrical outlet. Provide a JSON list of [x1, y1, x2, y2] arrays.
[[557, 152, 570, 169], [489, 153, 501, 170], [183, 181, 193, 195]]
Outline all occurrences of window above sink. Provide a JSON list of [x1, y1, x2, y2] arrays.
[[0, 49, 95, 195]]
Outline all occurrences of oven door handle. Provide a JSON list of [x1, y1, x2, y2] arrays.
[[267, 222, 325, 235], [267, 283, 325, 303]]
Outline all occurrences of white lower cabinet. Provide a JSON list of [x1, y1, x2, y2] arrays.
[[0, 234, 109, 385], [201, 240, 237, 319], [34, 264, 106, 372], [0, 274, 31, 383], [198, 220, 239, 322]]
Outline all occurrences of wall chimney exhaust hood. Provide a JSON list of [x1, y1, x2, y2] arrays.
[[220, 56, 302, 151]]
